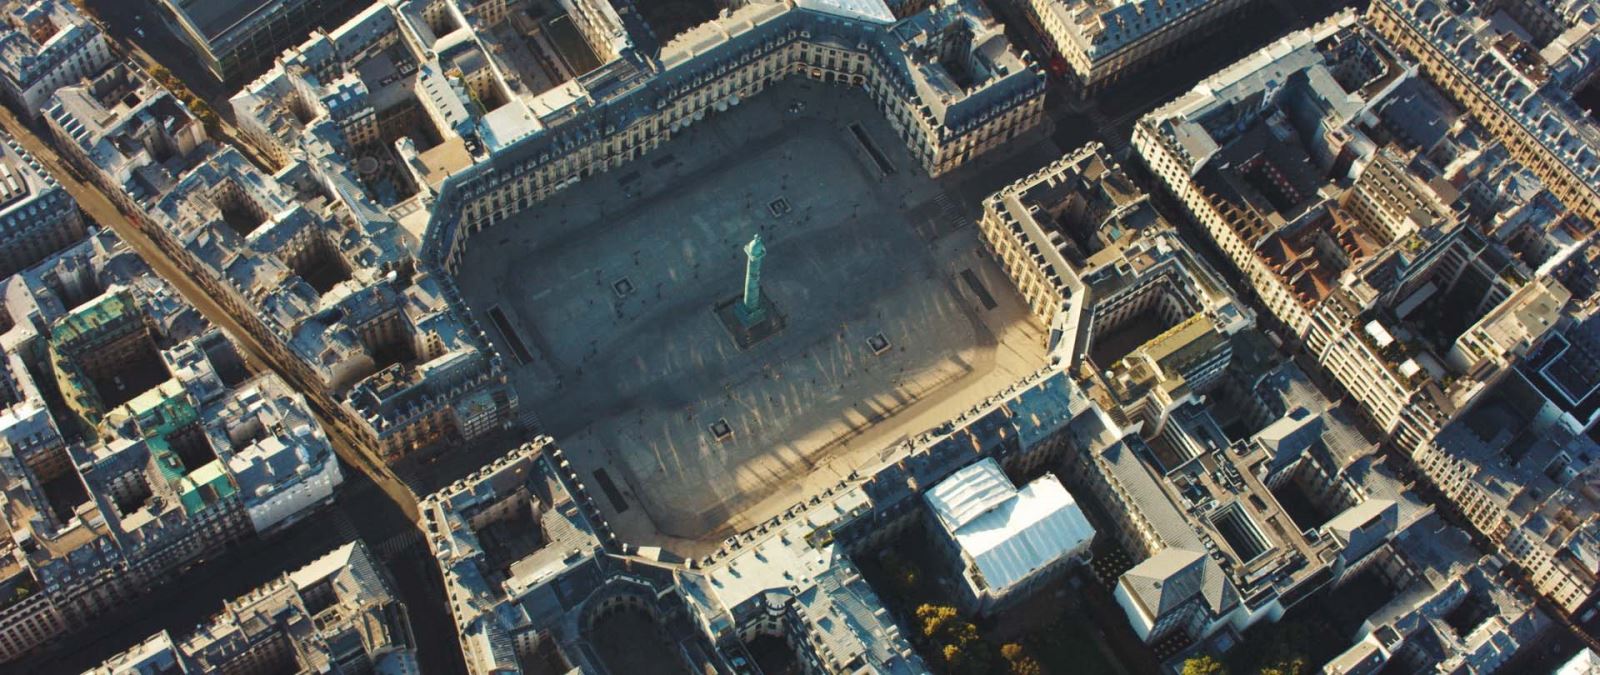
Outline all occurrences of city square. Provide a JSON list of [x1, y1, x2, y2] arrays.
[[6, 0, 1599, 671], [455, 81, 1050, 550]]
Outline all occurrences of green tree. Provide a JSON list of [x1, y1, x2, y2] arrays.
[[948, 619, 981, 647], [1182, 655, 1228, 675], [943, 642, 993, 675], [883, 552, 922, 596], [1252, 619, 1321, 675], [916, 604, 997, 674], [1258, 658, 1306, 675], [1000, 643, 1042, 675], [917, 604, 960, 640]]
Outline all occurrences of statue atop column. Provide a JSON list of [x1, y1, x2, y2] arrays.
[[735, 234, 768, 327]]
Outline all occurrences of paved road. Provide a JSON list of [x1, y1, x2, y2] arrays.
[[63, 4, 432, 515], [1020, 0, 1600, 660], [23, 477, 465, 675], [79, 0, 372, 106], [73, 0, 282, 171], [0, 91, 465, 675], [991, 0, 1364, 157], [0, 75, 417, 522], [77, 0, 229, 99], [16, 0, 1370, 672]]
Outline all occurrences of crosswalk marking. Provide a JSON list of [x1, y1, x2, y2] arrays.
[[931, 192, 967, 233], [375, 529, 425, 559], [520, 406, 544, 434], [330, 509, 359, 542]]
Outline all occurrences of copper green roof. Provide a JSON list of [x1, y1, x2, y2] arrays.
[[49, 289, 137, 348], [148, 438, 237, 517], [148, 436, 186, 486], [126, 380, 195, 439], [47, 289, 147, 430], [50, 357, 102, 427], [177, 460, 236, 517]]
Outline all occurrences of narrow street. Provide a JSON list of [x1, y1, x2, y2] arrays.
[[1012, 0, 1368, 156], [25, 0, 1589, 673], [0, 86, 417, 524], [72, 0, 279, 170], [0, 94, 466, 675]]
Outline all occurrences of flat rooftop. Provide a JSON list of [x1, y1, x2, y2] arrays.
[[454, 81, 1047, 553], [171, 0, 280, 41]]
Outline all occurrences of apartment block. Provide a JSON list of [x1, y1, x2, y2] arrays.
[[1414, 344, 1600, 614], [979, 142, 1250, 399], [155, 0, 358, 81], [44, 64, 212, 219], [1131, 10, 1579, 453], [89, 540, 418, 673], [1022, 0, 1249, 92], [1322, 514, 1549, 674], [0, 230, 343, 664], [1367, 0, 1600, 224], [0, 0, 112, 115], [0, 131, 85, 281]]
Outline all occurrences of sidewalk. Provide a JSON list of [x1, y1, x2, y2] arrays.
[[72, 0, 281, 172]]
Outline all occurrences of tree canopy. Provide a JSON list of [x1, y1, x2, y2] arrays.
[[1182, 655, 1228, 675]]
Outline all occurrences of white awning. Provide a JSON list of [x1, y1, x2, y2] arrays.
[[926, 459, 1095, 593]]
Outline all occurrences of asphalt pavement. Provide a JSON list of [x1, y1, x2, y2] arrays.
[[0, 92, 466, 675], [15, 0, 1387, 672], [1018, 0, 1367, 154]]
